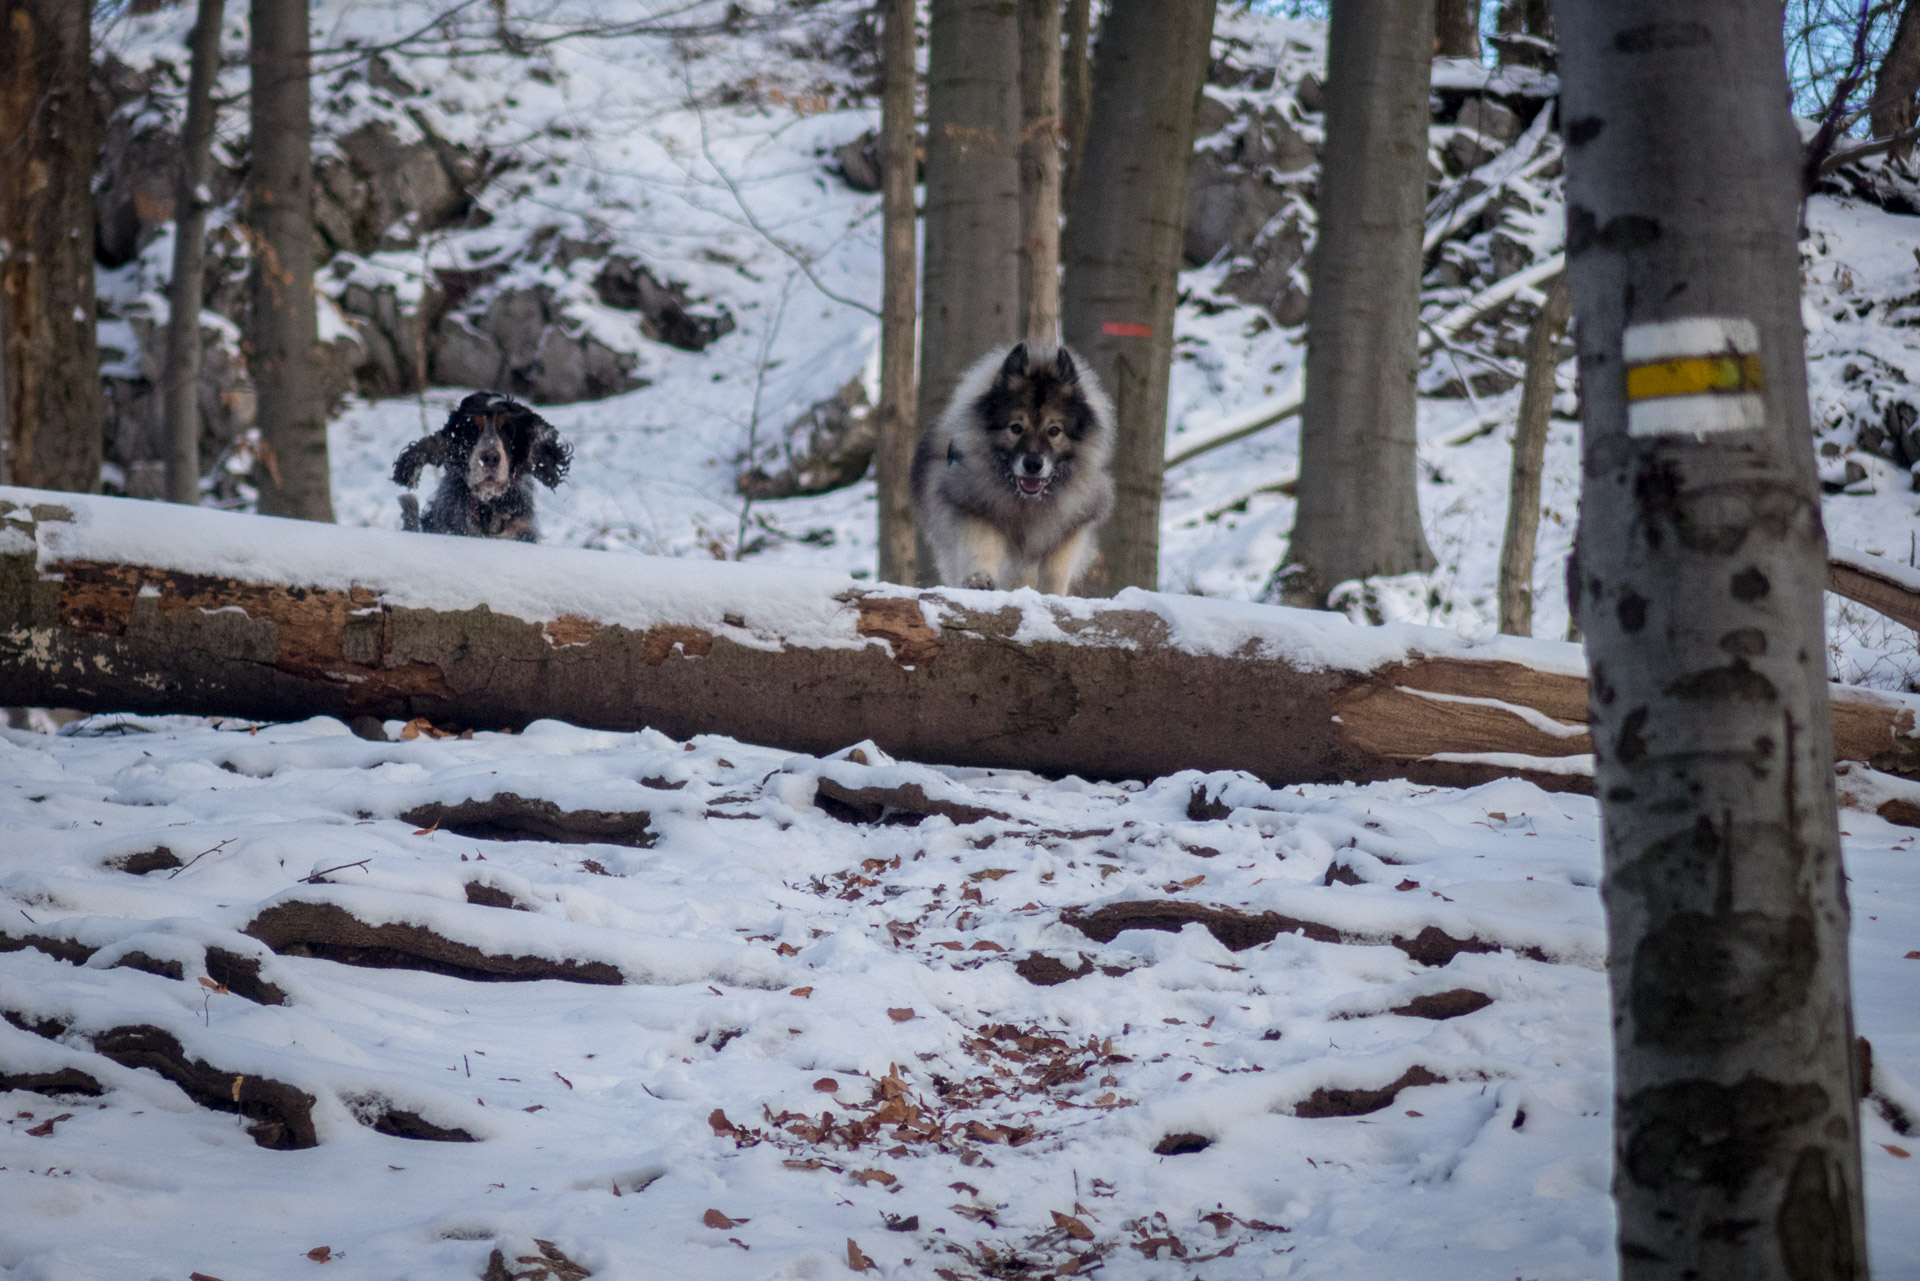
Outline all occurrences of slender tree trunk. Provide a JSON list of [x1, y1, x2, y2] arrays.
[[0, 0, 103, 493], [1870, 0, 1920, 158], [165, 0, 227, 507], [1436, 0, 1482, 58], [247, 0, 331, 521], [1060, 0, 1215, 594], [1060, 0, 1093, 208], [1284, 0, 1436, 606], [1496, 272, 1570, 636], [915, 0, 1021, 582], [1495, 0, 1553, 68], [875, 0, 919, 586], [1018, 0, 1063, 346], [1557, 3, 1868, 1277]]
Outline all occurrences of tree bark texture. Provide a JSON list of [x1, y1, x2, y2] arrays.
[[875, 0, 919, 586], [1018, 0, 1063, 346], [1497, 272, 1571, 637], [916, 0, 1022, 583], [246, 0, 331, 522], [1436, 0, 1483, 58], [1060, 0, 1093, 208], [1287, 0, 1437, 605], [1870, 0, 1920, 155], [1556, 3, 1868, 1277], [1061, 0, 1216, 594], [7, 488, 1919, 810], [165, 0, 227, 507], [0, 0, 103, 494]]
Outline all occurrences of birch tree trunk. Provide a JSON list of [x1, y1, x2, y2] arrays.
[[915, 0, 1021, 582], [874, 0, 919, 585], [1284, 0, 1436, 605], [1060, 0, 1093, 208], [165, 0, 227, 506], [0, 0, 103, 494], [1557, 2, 1868, 1276], [1018, 0, 1063, 346], [1496, 272, 1571, 636], [1060, 0, 1216, 593], [247, 0, 331, 522]]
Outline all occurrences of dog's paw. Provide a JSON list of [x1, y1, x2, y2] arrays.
[[962, 573, 996, 591]]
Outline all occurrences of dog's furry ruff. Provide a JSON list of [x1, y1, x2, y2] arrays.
[[392, 392, 572, 541], [911, 342, 1114, 594]]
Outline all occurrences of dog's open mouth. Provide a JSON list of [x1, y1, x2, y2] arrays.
[[1016, 475, 1049, 496]]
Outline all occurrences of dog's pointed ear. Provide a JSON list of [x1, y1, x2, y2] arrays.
[[999, 343, 1030, 381], [1052, 346, 1079, 385]]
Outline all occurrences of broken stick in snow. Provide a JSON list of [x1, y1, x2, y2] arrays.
[[3, 488, 1917, 797]]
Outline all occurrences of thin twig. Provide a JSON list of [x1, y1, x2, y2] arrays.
[[168, 838, 236, 879], [301, 858, 372, 884], [737, 271, 798, 558], [681, 54, 880, 319]]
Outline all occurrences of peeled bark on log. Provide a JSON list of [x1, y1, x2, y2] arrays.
[[4, 488, 1918, 798], [1828, 542, 1920, 634]]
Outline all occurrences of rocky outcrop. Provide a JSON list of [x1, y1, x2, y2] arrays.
[[1186, 90, 1315, 326], [736, 377, 876, 500], [314, 117, 492, 257], [593, 255, 736, 353]]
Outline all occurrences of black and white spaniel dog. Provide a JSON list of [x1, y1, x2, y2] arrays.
[[392, 392, 572, 542]]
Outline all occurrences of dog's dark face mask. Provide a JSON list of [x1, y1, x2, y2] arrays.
[[977, 344, 1096, 501]]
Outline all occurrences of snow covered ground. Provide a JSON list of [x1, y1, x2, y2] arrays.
[[2, 714, 1917, 1280]]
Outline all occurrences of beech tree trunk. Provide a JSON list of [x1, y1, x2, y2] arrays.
[[1557, 3, 1868, 1277], [9, 488, 1919, 809], [1436, 0, 1482, 58], [0, 0, 103, 494], [1018, 0, 1063, 346], [915, 0, 1022, 582], [1496, 273, 1571, 636], [165, 0, 227, 507], [1061, 0, 1093, 208], [1061, 0, 1216, 594], [1870, 0, 1920, 157], [247, 0, 331, 522], [1285, 0, 1436, 606], [1494, 0, 1553, 68], [874, 0, 919, 586]]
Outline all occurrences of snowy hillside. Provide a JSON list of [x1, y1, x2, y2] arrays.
[[87, 2, 1919, 690], [2, 713, 1917, 1279]]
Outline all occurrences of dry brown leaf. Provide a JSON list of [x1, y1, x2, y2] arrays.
[[196, 976, 228, 993], [1051, 1210, 1094, 1240], [790, 986, 814, 998], [24, 1113, 71, 1137], [1178, 875, 1205, 888], [189, 1273, 227, 1281], [776, 942, 800, 956], [969, 940, 1005, 952], [1885, 1144, 1912, 1158], [854, 1168, 898, 1187], [887, 1007, 916, 1022], [847, 1238, 876, 1271], [1907, 951, 1920, 960], [704, 1208, 747, 1229], [305, 1245, 333, 1262], [970, 868, 1014, 881], [411, 820, 440, 837], [1394, 879, 1420, 891], [814, 1077, 840, 1092], [708, 1108, 738, 1135], [1487, 811, 1507, 821]]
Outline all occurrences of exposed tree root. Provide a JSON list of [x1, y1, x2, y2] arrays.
[[402, 794, 655, 847], [1061, 900, 1549, 968], [0, 1066, 105, 1097], [0, 931, 287, 1005], [814, 778, 1010, 826], [1292, 1065, 1446, 1118], [244, 900, 623, 985], [1387, 988, 1494, 1019]]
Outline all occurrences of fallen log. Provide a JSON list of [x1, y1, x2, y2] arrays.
[[4, 487, 1917, 795], [1829, 543, 1920, 634]]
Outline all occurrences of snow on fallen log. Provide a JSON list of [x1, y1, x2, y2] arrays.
[[4, 487, 1918, 796], [1829, 542, 1920, 633]]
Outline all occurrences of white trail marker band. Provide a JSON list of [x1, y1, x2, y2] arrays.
[[1622, 316, 1765, 438]]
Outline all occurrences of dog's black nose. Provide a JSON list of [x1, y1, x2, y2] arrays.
[[479, 450, 501, 469], [1021, 454, 1045, 474]]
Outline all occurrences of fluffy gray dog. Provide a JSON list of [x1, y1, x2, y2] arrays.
[[910, 342, 1115, 594]]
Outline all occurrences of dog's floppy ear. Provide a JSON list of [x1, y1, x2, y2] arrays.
[[522, 413, 572, 489], [1052, 346, 1079, 385], [392, 434, 447, 488], [999, 342, 1030, 382]]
